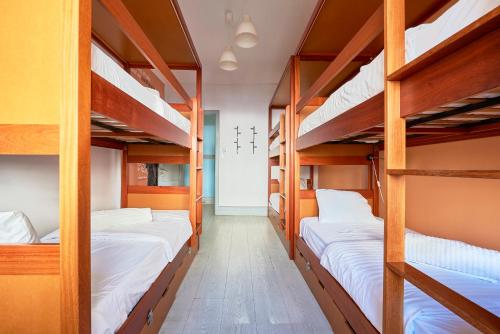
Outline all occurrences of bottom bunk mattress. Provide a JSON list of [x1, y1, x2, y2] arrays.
[[320, 239, 500, 333], [41, 210, 193, 334], [269, 192, 280, 213], [299, 216, 384, 258]]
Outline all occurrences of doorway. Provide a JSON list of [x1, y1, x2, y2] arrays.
[[203, 111, 218, 204]]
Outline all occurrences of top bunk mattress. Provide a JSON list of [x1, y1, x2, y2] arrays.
[[91, 44, 191, 134], [298, 0, 500, 137]]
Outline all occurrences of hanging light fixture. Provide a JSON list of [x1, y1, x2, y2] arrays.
[[235, 14, 258, 48], [219, 45, 238, 71]]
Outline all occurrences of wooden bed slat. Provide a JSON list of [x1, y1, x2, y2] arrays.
[[387, 169, 500, 179], [387, 262, 500, 334], [98, 0, 192, 108]]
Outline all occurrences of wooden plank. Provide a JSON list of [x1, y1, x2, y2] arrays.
[[300, 156, 369, 166], [296, 5, 383, 113], [127, 155, 189, 164], [300, 189, 373, 200], [128, 193, 189, 210], [98, 0, 193, 108], [383, 0, 406, 332], [269, 122, 280, 139], [188, 98, 198, 249], [128, 185, 189, 194], [0, 245, 60, 275], [387, 169, 500, 179], [121, 148, 128, 208], [0, 124, 59, 155], [289, 56, 300, 258], [400, 28, 500, 118], [59, 0, 91, 332], [91, 73, 191, 148], [388, 8, 500, 81], [387, 262, 500, 334], [91, 137, 127, 150], [296, 93, 384, 150]]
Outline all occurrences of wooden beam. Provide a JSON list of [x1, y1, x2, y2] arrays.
[[383, 0, 406, 332], [269, 59, 291, 107], [290, 55, 300, 259], [127, 155, 190, 164], [269, 122, 280, 138], [387, 169, 500, 179], [98, 0, 193, 108], [121, 147, 128, 208], [299, 52, 374, 62], [171, 0, 201, 68], [128, 185, 189, 194], [0, 245, 60, 275], [92, 73, 191, 148], [300, 156, 369, 166], [0, 124, 59, 155], [387, 262, 500, 334], [363, 127, 467, 135], [91, 137, 127, 150], [296, 5, 383, 113], [59, 0, 91, 332], [188, 98, 198, 249], [295, 0, 326, 54]]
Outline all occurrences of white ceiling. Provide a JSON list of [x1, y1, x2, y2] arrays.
[[177, 0, 318, 85]]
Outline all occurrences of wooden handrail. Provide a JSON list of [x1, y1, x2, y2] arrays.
[[296, 4, 383, 113], [98, 0, 193, 109], [269, 123, 280, 138], [387, 169, 500, 179], [387, 262, 500, 334]]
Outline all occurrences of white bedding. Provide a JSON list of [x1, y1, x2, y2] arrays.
[[91, 44, 191, 134], [42, 210, 193, 334], [320, 239, 500, 333], [299, 217, 383, 258], [269, 192, 280, 213], [269, 136, 280, 151], [298, 0, 500, 136]]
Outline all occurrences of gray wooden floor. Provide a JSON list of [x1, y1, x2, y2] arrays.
[[160, 205, 332, 334]]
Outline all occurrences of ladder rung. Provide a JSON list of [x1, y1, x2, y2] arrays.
[[386, 169, 500, 179]]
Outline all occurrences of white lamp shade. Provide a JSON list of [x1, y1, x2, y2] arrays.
[[235, 15, 258, 48], [219, 46, 238, 71]]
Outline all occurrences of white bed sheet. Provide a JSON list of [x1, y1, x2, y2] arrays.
[[298, 0, 499, 136], [91, 44, 191, 134], [41, 210, 193, 334], [299, 217, 383, 258], [269, 136, 280, 151], [320, 240, 500, 333], [269, 193, 280, 213]]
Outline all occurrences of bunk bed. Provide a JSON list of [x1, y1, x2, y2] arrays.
[[0, 0, 203, 333], [289, 0, 500, 333]]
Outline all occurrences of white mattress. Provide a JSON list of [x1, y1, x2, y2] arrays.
[[269, 192, 280, 213], [269, 136, 280, 151], [42, 210, 193, 334], [91, 44, 191, 134], [320, 239, 500, 333], [298, 0, 499, 136], [270, 165, 280, 180], [299, 217, 384, 258]]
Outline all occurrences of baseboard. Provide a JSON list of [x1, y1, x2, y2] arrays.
[[215, 205, 267, 216], [202, 197, 214, 204]]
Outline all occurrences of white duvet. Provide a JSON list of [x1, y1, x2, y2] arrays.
[[298, 0, 500, 136], [320, 239, 500, 333]]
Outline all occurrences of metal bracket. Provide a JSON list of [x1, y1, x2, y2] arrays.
[[147, 309, 154, 326], [305, 261, 311, 272]]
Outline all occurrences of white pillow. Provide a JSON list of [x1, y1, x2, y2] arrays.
[[316, 189, 377, 224], [91, 208, 153, 229], [0, 211, 40, 243]]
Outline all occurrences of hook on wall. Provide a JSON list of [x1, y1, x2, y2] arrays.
[[250, 126, 257, 154], [234, 126, 242, 154]]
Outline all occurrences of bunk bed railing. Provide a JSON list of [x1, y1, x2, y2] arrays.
[[98, 0, 193, 109], [296, 5, 383, 113]]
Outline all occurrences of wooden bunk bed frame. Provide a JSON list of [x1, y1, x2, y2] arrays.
[[286, 1, 500, 333], [0, 0, 203, 333]]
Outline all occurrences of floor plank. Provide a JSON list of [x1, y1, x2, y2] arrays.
[[160, 206, 332, 334]]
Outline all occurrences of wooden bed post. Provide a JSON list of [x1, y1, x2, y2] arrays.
[[59, 0, 92, 332], [195, 68, 203, 235], [189, 97, 199, 249], [121, 147, 128, 208], [383, 0, 406, 332], [290, 55, 300, 259]]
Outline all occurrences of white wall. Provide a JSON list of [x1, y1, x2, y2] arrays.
[[165, 82, 275, 215], [0, 147, 122, 237]]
